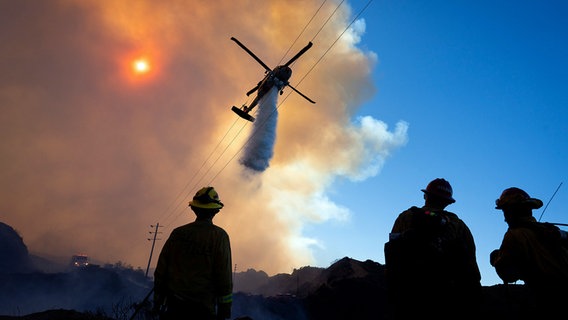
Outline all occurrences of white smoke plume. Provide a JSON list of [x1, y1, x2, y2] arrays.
[[0, 0, 408, 275]]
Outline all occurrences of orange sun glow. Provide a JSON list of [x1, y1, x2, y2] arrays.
[[132, 58, 150, 74]]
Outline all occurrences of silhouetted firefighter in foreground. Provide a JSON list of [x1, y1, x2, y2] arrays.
[[384, 178, 482, 320], [153, 187, 233, 320], [490, 187, 568, 319]]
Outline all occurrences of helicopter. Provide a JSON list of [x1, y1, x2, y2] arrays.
[[230, 37, 316, 122]]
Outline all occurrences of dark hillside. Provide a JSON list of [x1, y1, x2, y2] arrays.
[[0, 258, 532, 320], [0, 222, 35, 274], [0, 221, 534, 320]]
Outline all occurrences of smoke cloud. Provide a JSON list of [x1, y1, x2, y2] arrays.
[[0, 0, 408, 275]]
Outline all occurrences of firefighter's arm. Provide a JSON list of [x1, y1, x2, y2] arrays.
[[491, 251, 522, 283], [490, 232, 524, 283]]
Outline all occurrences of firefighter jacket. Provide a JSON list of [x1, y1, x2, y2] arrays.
[[388, 206, 482, 287], [385, 206, 482, 320], [492, 215, 568, 291], [154, 218, 233, 316]]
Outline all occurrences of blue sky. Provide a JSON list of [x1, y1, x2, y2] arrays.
[[307, 0, 568, 286]]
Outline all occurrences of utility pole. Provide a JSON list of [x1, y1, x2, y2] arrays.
[[145, 223, 162, 278]]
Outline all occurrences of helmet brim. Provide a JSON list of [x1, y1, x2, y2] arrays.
[[421, 189, 456, 203], [189, 200, 224, 210], [525, 198, 543, 209], [495, 198, 543, 210]]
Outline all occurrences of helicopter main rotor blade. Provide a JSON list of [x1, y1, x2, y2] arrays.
[[288, 84, 316, 104], [284, 42, 313, 67], [231, 37, 272, 72]]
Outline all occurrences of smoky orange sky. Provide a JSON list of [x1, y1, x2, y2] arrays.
[[0, 0, 408, 275]]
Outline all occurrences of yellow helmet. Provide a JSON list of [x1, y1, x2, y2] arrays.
[[189, 187, 224, 210]]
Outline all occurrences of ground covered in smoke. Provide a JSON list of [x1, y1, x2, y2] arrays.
[[1, 221, 534, 319], [0, 264, 534, 320], [0, 262, 534, 320]]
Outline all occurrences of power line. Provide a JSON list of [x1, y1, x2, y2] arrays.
[[157, 118, 248, 228], [300, 0, 374, 87], [310, 0, 346, 42], [278, 0, 329, 66]]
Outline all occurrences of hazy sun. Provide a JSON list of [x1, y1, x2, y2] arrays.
[[122, 53, 160, 85], [132, 58, 150, 74]]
